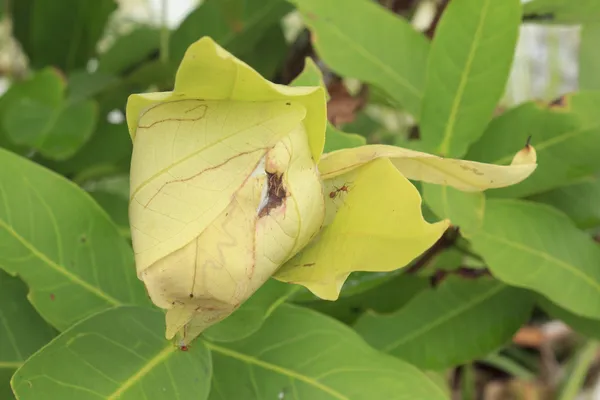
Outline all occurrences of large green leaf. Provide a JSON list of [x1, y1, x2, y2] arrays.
[[466, 199, 600, 320], [3, 96, 97, 161], [292, 0, 429, 118], [170, 0, 292, 63], [239, 23, 288, 80], [0, 148, 149, 330], [66, 71, 120, 103], [203, 279, 296, 342], [0, 270, 57, 399], [529, 176, 600, 229], [523, 0, 600, 24], [207, 303, 448, 400], [300, 274, 429, 325], [44, 120, 132, 180], [419, 0, 521, 157], [12, 306, 212, 399], [12, 0, 117, 71], [0, 68, 64, 152], [466, 94, 600, 198], [354, 277, 533, 369], [98, 26, 160, 75], [422, 184, 485, 231], [324, 124, 366, 153], [580, 24, 600, 91]]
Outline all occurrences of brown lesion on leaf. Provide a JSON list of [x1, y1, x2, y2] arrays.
[[258, 171, 287, 218], [141, 148, 265, 208], [458, 164, 484, 176], [137, 101, 208, 129]]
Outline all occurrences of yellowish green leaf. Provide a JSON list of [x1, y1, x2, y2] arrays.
[[274, 158, 449, 300], [318, 143, 537, 191]]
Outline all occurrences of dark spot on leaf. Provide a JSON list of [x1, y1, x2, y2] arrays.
[[79, 235, 87, 244], [285, 102, 291, 106], [258, 172, 286, 218], [302, 263, 315, 267], [189, 293, 194, 299], [350, 306, 362, 314], [50, 293, 55, 301]]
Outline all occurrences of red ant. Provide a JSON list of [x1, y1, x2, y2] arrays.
[[329, 182, 352, 199]]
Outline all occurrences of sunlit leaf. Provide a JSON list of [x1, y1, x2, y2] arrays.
[[292, 0, 429, 117], [275, 158, 449, 300], [207, 304, 449, 400], [12, 306, 212, 400], [0, 270, 57, 399], [529, 176, 600, 229], [419, 0, 521, 157], [466, 199, 600, 320], [0, 148, 149, 330], [580, 24, 600, 91], [467, 93, 600, 197]]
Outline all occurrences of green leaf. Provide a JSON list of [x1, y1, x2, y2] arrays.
[[580, 24, 600, 91], [354, 277, 533, 369], [0, 148, 149, 331], [170, 0, 292, 63], [207, 303, 448, 400], [88, 190, 130, 238], [422, 184, 485, 231], [0, 270, 57, 399], [324, 124, 367, 153], [4, 97, 98, 161], [67, 71, 119, 103], [0, 68, 64, 152], [98, 26, 161, 75], [203, 279, 296, 342], [12, 306, 212, 400], [467, 199, 600, 320], [300, 274, 429, 325], [292, 0, 429, 117], [44, 120, 132, 179], [290, 57, 327, 90], [538, 296, 600, 341], [466, 94, 600, 198], [12, 0, 117, 71], [528, 176, 600, 229], [523, 0, 600, 24], [419, 0, 521, 157], [239, 23, 287, 80]]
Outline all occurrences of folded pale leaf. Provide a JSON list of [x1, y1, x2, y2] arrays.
[[126, 37, 326, 344]]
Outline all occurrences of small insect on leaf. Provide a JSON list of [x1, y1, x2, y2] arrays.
[[329, 182, 353, 199]]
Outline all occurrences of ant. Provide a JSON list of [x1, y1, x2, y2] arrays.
[[328, 182, 352, 200]]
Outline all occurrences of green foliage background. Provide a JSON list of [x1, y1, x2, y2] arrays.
[[1, 0, 599, 399]]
